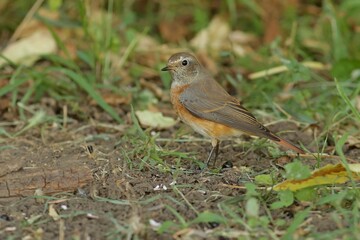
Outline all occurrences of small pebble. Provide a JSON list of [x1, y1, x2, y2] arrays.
[[208, 221, 220, 228], [222, 161, 233, 169], [0, 214, 11, 221]]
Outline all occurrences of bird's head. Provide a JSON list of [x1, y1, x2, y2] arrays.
[[162, 52, 202, 86]]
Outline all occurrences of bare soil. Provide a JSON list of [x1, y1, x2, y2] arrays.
[[0, 119, 358, 239]]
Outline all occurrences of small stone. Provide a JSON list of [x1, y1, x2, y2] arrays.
[[222, 161, 233, 169]]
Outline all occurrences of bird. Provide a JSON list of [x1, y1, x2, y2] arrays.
[[161, 52, 304, 166]]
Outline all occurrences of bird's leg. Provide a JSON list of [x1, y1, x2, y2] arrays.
[[205, 139, 220, 167], [212, 141, 220, 166]]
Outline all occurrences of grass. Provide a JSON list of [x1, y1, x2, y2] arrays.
[[1, 0, 360, 239]]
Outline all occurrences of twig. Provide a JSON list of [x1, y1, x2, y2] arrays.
[[248, 61, 329, 80]]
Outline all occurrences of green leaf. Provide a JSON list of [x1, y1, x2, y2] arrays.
[[271, 190, 294, 209], [282, 59, 311, 82], [255, 174, 274, 185], [157, 221, 178, 234], [245, 183, 260, 198], [246, 198, 259, 217], [294, 188, 317, 202], [48, 0, 63, 11], [331, 59, 360, 80], [284, 160, 311, 180], [341, 0, 360, 18]]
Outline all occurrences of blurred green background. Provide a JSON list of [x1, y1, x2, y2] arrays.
[[0, 0, 359, 141]]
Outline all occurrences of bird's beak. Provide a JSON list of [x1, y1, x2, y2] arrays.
[[161, 65, 175, 71]]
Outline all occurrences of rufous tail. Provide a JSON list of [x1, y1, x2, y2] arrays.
[[276, 137, 305, 154]]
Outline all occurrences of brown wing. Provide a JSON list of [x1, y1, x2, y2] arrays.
[[179, 77, 279, 141]]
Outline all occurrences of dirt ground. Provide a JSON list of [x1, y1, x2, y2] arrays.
[[0, 118, 358, 239]]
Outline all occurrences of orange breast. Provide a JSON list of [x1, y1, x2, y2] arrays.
[[171, 85, 238, 139]]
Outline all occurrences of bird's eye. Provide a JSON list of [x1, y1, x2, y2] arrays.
[[181, 60, 188, 66]]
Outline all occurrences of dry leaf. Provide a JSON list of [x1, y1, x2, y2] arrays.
[[159, 16, 190, 42], [0, 30, 57, 67], [135, 110, 176, 129], [140, 78, 164, 99], [190, 16, 255, 58], [347, 135, 360, 148], [136, 33, 159, 52], [7, 7, 78, 60], [49, 204, 60, 221], [12, 8, 59, 40], [260, 0, 282, 43], [248, 61, 328, 80], [229, 31, 257, 57], [90, 92, 131, 106], [190, 15, 231, 55], [0, 98, 10, 112], [0, 78, 8, 88], [133, 33, 161, 69], [275, 155, 292, 165], [274, 163, 360, 191], [302, 39, 330, 53]]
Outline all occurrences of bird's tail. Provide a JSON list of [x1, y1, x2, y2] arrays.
[[275, 136, 305, 154]]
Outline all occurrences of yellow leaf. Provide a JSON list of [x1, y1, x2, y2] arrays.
[[273, 163, 360, 191]]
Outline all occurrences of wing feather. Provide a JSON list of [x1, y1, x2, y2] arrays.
[[179, 78, 279, 141]]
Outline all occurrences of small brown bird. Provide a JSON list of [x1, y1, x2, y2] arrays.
[[162, 52, 304, 165]]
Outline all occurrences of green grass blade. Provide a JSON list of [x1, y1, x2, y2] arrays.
[[324, 0, 349, 61], [335, 133, 359, 190], [165, 205, 187, 227], [282, 208, 310, 240], [0, 66, 27, 97], [57, 68, 122, 123], [334, 77, 360, 121], [130, 105, 147, 140]]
